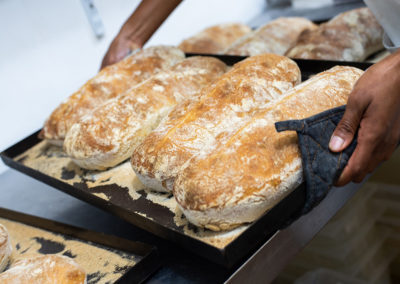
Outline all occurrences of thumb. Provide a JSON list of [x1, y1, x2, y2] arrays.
[[329, 104, 363, 152]]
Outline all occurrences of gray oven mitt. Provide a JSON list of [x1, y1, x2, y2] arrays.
[[275, 105, 358, 217]]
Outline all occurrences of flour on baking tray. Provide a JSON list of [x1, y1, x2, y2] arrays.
[[14, 140, 248, 248]]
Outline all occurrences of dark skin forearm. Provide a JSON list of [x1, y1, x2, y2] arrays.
[[119, 0, 182, 47], [330, 49, 400, 185], [101, 0, 182, 69]]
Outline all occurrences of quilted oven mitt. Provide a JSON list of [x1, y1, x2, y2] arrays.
[[275, 105, 358, 217]]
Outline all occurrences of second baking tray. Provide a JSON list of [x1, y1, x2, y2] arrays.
[[1, 55, 373, 267], [0, 207, 159, 283]]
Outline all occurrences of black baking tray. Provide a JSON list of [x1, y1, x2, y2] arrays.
[[1, 55, 374, 268], [186, 53, 374, 81], [0, 207, 160, 283]]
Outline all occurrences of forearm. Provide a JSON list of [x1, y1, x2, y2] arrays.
[[118, 0, 182, 47]]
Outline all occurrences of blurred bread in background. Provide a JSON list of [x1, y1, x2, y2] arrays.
[[224, 17, 317, 56], [178, 23, 252, 54], [286, 7, 384, 61]]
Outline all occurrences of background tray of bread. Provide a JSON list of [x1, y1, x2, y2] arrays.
[[0, 207, 159, 283], [1, 55, 373, 267]]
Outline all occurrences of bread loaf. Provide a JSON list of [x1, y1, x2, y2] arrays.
[[178, 23, 252, 54], [41, 46, 185, 145], [0, 224, 12, 272], [131, 54, 301, 192], [64, 56, 227, 170], [285, 8, 383, 61], [224, 17, 317, 56], [0, 254, 86, 284], [173, 66, 363, 231]]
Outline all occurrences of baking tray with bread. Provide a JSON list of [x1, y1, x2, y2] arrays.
[[1, 50, 374, 267], [0, 207, 159, 283], [1, 7, 388, 268], [178, 7, 386, 62]]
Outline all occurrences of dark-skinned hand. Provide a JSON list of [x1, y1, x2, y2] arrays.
[[100, 36, 141, 70], [100, 0, 182, 70], [329, 49, 400, 186]]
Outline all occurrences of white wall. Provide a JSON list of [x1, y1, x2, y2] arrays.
[[0, 0, 265, 173]]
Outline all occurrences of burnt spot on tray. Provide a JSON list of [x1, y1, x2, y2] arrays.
[[72, 181, 180, 230], [61, 167, 76, 180], [187, 222, 200, 234], [99, 177, 111, 183], [62, 249, 77, 258], [114, 264, 131, 274], [143, 188, 172, 199], [20, 246, 31, 254], [32, 237, 65, 254], [87, 271, 107, 284], [136, 189, 147, 197]]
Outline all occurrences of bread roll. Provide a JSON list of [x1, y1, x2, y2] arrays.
[[173, 66, 363, 231], [131, 54, 301, 192], [41, 46, 185, 145], [0, 254, 86, 284], [178, 23, 252, 54], [64, 56, 227, 170], [224, 17, 317, 56], [0, 224, 12, 272], [285, 8, 384, 61]]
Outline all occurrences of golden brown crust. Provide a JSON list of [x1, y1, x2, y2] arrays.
[[0, 224, 12, 272], [178, 23, 252, 54], [0, 254, 86, 284], [64, 57, 227, 170], [41, 46, 185, 143], [224, 17, 317, 56], [173, 66, 364, 231], [286, 8, 384, 61], [131, 54, 301, 192]]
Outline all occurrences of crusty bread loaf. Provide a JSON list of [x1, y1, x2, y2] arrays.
[[285, 8, 383, 61], [224, 17, 317, 56], [0, 254, 86, 284], [131, 54, 301, 192], [41, 46, 185, 145], [178, 23, 252, 54], [173, 66, 364, 231], [64, 56, 228, 170], [0, 224, 12, 273]]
